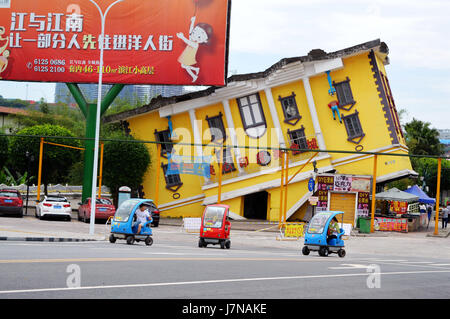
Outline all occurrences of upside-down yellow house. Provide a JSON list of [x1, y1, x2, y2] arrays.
[[104, 39, 417, 226]]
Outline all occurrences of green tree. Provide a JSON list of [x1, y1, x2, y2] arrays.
[[404, 118, 443, 156], [8, 124, 82, 193], [413, 157, 450, 197], [102, 131, 151, 204], [13, 103, 85, 136], [0, 132, 8, 169]]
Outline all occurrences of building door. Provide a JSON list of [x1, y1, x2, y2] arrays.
[[330, 192, 357, 225], [243, 191, 268, 220]]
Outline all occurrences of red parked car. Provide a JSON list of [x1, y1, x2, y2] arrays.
[[0, 189, 23, 218], [78, 197, 116, 223]]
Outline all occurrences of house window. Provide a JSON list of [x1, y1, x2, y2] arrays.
[[216, 147, 236, 174], [206, 113, 226, 143], [342, 110, 365, 144], [333, 77, 355, 111], [237, 93, 266, 132], [154, 128, 172, 158], [279, 92, 301, 125], [162, 163, 182, 190], [288, 126, 308, 154]]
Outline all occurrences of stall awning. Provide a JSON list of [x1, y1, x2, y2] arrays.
[[374, 187, 419, 203], [404, 185, 436, 204]]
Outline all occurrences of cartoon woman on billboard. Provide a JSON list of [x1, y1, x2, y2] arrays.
[[177, 16, 213, 83]]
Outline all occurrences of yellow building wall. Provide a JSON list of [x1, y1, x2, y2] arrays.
[[124, 50, 413, 221], [127, 111, 206, 216], [271, 80, 317, 146], [160, 200, 205, 218], [335, 149, 413, 177], [310, 54, 394, 160], [373, 53, 407, 147]]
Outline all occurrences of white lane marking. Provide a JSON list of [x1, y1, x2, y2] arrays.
[[429, 264, 450, 266], [366, 259, 408, 262], [329, 264, 374, 270], [1, 269, 450, 295]]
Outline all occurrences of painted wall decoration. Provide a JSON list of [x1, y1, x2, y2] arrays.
[[256, 151, 271, 166], [238, 156, 248, 168], [325, 70, 336, 96], [0, 0, 230, 85], [167, 154, 212, 178], [327, 100, 342, 123]]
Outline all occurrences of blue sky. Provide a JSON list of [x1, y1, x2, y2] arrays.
[[0, 0, 449, 129]]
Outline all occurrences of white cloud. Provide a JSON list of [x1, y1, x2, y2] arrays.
[[228, 0, 450, 129], [230, 0, 450, 69]]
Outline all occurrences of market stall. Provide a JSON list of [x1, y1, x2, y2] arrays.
[[404, 185, 436, 205], [373, 188, 420, 233]]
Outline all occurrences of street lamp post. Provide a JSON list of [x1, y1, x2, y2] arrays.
[[88, 0, 124, 235]]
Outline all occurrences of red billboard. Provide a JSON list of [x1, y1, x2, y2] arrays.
[[0, 0, 231, 86]]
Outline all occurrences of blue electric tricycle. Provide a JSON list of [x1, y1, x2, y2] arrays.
[[109, 198, 154, 246], [302, 211, 346, 257]]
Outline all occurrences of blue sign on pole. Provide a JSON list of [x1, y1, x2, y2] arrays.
[[308, 177, 315, 192]]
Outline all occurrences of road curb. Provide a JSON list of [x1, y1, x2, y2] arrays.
[[0, 236, 101, 242]]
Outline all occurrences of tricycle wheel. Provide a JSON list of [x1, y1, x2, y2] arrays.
[[302, 246, 310, 255], [338, 249, 346, 258], [109, 234, 116, 243], [126, 235, 135, 245], [198, 239, 204, 248], [145, 237, 153, 246], [225, 240, 231, 249], [220, 240, 225, 249], [319, 246, 329, 257]]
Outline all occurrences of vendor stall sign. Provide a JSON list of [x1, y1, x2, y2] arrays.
[[334, 175, 371, 192], [316, 190, 328, 212], [390, 201, 408, 214], [374, 217, 408, 233], [308, 196, 319, 206], [334, 175, 352, 192], [350, 177, 371, 192], [284, 223, 305, 238], [317, 175, 334, 191], [357, 192, 370, 217]]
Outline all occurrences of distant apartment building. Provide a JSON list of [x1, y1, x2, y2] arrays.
[[438, 129, 450, 157], [54, 83, 185, 106]]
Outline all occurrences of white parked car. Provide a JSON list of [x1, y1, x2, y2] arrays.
[[35, 195, 72, 221]]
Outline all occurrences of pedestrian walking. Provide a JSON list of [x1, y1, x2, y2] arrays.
[[419, 203, 426, 214], [427, 204, 433, 222], [442, 205, 449, 229]]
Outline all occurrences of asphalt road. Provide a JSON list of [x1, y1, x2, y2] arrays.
[[1, 228, 450, 302]]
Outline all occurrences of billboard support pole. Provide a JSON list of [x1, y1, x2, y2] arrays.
[[65, 83, 124, 205]]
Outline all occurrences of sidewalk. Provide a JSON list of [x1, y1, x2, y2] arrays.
[[1, 214, 450, 243]]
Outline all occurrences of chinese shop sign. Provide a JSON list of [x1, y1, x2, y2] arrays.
[[0, 0, 230, 85]]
